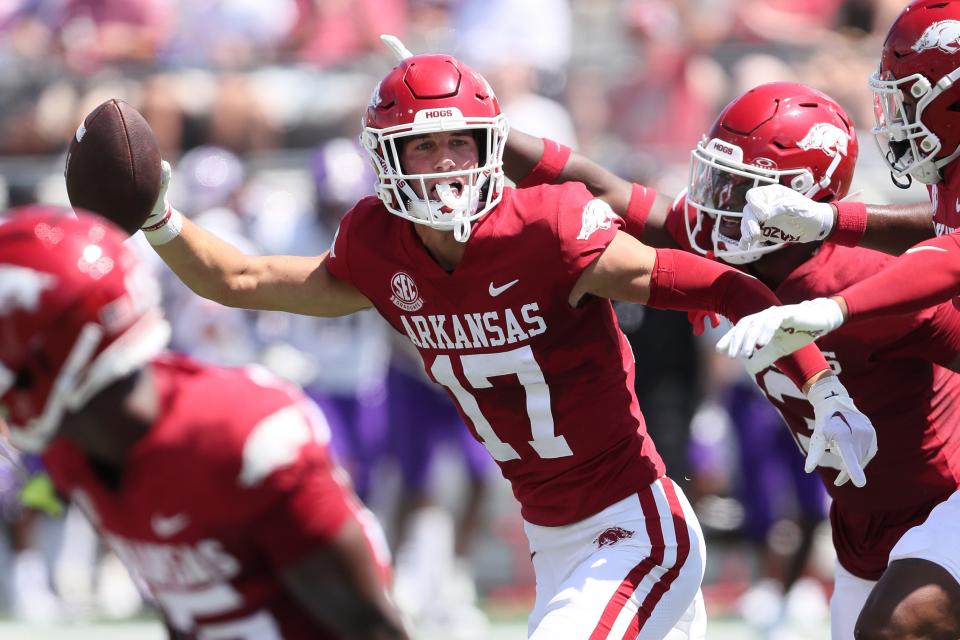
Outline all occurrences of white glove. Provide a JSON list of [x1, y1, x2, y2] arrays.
[[140, 161, 183, 245], [739, 184, 836, 251], [805, 375, 877, 487], [715, 298, 845, 373]]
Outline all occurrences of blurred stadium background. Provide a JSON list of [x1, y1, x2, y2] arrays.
[[0, 0, 923, 638]]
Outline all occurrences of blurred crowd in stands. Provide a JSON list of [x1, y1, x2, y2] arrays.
[[0, 0, 923, 637]]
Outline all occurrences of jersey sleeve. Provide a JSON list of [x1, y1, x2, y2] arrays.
[[233, 403, 357, 568], [554, 182, 624, 281], [841, 233, 960, 322], [248, 443, 357, 568], [324, 206, 359, 286], [663, 192, 695, 251], [871, 301, 960, 367], [621, 183, 658, 238]]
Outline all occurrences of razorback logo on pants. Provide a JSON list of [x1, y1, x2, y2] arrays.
[[594, 527, 635, 548]]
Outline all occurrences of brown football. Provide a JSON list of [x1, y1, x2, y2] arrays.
[[64, 99, 161, 235]]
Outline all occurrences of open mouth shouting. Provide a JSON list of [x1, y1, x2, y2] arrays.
[[429, 179, 465, 200]]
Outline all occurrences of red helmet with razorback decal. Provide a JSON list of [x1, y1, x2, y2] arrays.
[[0, 207, 169, 453], [870, 0, 960, 185], [360, 53, 509, 242], [686, 82, 858, 264]]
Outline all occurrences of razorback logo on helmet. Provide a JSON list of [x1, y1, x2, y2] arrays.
[[367, 81, 382, 109], [576, 199, 620, 241], [912, 20, 960, 54], [594, 526, 634, 549], [798, 123, 849, 159], [0, 265, 57, 315]]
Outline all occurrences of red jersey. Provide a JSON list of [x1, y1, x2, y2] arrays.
[[43, 354, 378, 639], [929, 161, 960, 237], [326, 184, 665, 526], [666, 198, 960, 579]]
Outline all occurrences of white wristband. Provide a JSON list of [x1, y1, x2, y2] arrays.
[[142, 207, 183, 245]]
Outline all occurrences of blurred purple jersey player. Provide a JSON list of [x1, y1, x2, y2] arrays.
[[256, 139, 392, 502]]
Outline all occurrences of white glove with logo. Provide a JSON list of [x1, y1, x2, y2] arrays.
[[141, 161, 183, 245], [739, 184, 836, 250], [805, 375, 877, 487], [715, 298, 845, 373]]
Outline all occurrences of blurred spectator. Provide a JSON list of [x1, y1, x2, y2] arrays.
[[161, 145, 263, 366], [55, 0, 176, 73], [206, 73, 279, 153], [0, 444, 61, 623], [254, 138, 392, 502], [451, 0, 571, 82], [726, 381, 828, 637], [161, 0, 298, 68], [734, 0, 846, 44], [484, 61, 578, 149], [387, 343, 493, 639], [284, 0, 407, 68], [608, 0, 730, 164]]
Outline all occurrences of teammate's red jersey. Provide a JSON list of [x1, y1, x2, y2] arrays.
[[666, 198, 960, 579], [929, 162, 960, 237], [43, 354, 382, 639], [326, 184, 665, 526]]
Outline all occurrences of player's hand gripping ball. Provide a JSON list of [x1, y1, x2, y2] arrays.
[[64, 99, 161, 235]]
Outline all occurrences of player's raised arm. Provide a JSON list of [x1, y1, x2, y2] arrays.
[[574, 225, 877, 486], [721, 231, 960, 372], [738, 184, 935, 255], [143, 163, 371, 317], [504, 130, 678, 247]]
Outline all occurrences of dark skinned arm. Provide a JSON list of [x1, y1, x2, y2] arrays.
[[837, 201, 936, 255], [281, 519, 409, 640], [503, 130, 678, 248]]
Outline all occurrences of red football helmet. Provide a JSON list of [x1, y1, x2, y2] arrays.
[[686, 82, 858, 264], [0, 207, 169, 453], [360, 54, 509, 242], [870, 0, 960, 185]]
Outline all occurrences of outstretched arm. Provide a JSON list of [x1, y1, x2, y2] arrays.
[[504, 131, 677, 247], [143, 164, 371, 317], [719, 231, 960, 371], [576, 228, 878, 487], [572, 229, 830, 391], [837, 232, 960, 321]]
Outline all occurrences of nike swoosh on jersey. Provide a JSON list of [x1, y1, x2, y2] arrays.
[[151, 513, 190, 538], [489, 279, 519, 297]]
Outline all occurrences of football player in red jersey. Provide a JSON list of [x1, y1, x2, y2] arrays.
[[0, 208, 408, 639], [721, 0, 960, 347], [138, 38, 876, 638], [505, 80, 960, 639], [698, 5, 960, 636]]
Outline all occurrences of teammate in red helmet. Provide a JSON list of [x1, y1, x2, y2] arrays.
[[507, 76, 960, 638], [139, 38, 874, 638], [0, 207, 408, 640]]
